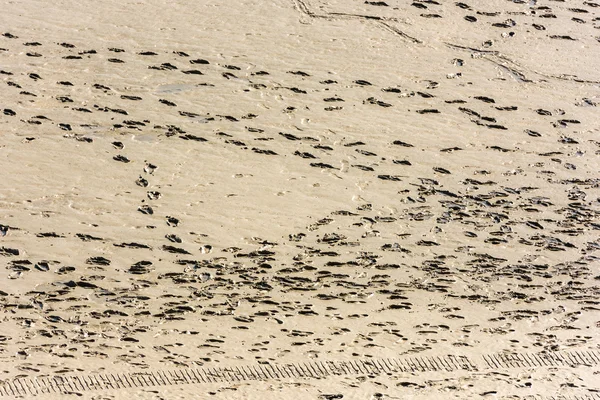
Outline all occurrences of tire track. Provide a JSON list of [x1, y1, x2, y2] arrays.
[[1, 349, 598, 397]]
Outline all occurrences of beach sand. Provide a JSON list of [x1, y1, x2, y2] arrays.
[[1, 0, 599, 399]]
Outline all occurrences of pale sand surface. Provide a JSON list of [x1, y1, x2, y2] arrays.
[[1, 0, 599, 399]]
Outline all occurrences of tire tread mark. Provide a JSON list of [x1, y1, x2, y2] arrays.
[[305, 361, 319, 377], [446, 355, 459, 370], [160, 371, 172, 385], [191, 368, 204, 384], [524, 353, 537, 368], [382, 358, 396, 372], [353, 360, 367, 374], [373, 359, 388, 374], [243, 365, 257, 380], [101, 373, 115, 390], [14, 379, 27, 394], [587, 350, 600, 363], [575, 351, 591, 366], [26, 379, 39, 396], [530, 352, 545, 367], [16, 378, 30, 395], [137, 374, 150, 387], [113, 374, 126, 389], [262, 364, 275, 380]]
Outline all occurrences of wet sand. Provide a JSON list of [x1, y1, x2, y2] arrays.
[[1, 0, 599, 399]]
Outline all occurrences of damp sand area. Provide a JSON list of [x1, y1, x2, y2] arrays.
[[1, 1, 599, 399]]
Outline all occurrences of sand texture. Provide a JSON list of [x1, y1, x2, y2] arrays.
[[1, 0, 599, 399]]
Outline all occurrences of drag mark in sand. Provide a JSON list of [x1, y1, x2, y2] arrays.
[[444, 42, 600, 85], [291, 0, 422, 43], [444, 42, 532, 83], [291, 0, 599, 84], [0, 349, 597, 397]]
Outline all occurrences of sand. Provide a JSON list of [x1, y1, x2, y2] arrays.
[[1, 0, 599, 399]]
